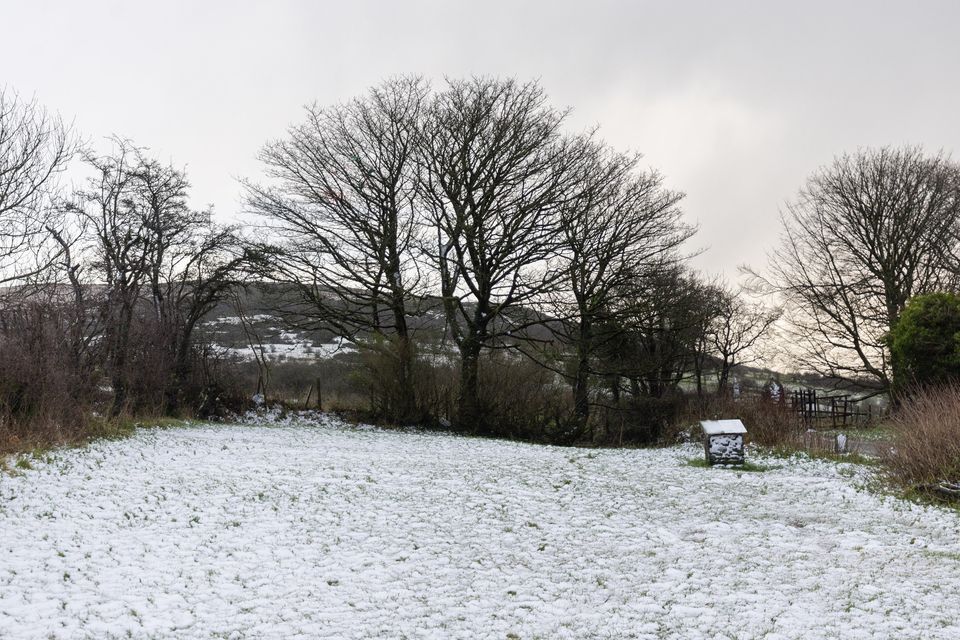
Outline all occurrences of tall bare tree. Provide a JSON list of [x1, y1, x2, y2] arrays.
[[136, 155, 251, 413], [74, 139, 247, 414], [763, 146, 960, 395], [418, 78, 577, 431], [73, 140, 153, 414], [247, 77, 428, 422], [551, 140, 689, 427]]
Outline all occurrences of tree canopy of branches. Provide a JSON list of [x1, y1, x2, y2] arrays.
[[709, 286, 780, 394], [247, 77, 428, 421], [0, 88, 75, 291], [249, 77, 708, 431], [72, 139, 247, 415], [764, 146, 960, 396], [599, 267, 715, 400], [418, 77, 580, 431], [549, 140, 690, 428]]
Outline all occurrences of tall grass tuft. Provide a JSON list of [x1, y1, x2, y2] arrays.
[[884, 386, 960, 498]]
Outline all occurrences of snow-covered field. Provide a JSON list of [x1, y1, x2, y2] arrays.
[[217, 335, 357, 362], [201, 314, 358, 362], [2, 415, 959, 639]]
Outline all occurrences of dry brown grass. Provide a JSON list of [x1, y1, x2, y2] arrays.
[[670, 394, 803, 449], [884, 386, 960, 495]]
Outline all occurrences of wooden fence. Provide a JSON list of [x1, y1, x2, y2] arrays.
[[789, 389, 878, 428]]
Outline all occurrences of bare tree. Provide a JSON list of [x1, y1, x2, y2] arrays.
[[154, 224, 251, 414], [550, 139, 689, 428], [73, 139, 248, 414], [247, 77, 428, 422], [688, 278, 725, 397], [43, 220, 101, 386], [135, 155, 251, 413], [709, 287, 780, 394], [232, 289, 271, 401], [763, 146, 960, 395], [0, 89, 76, 290], [417, 78, 578, 431], [73, 140, 153, 414]]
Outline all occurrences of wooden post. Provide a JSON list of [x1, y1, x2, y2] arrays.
[[316, 377, 322, 411], [303, 383, 313, 409]]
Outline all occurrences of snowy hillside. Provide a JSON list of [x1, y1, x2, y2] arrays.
[[1, 415, 959, 639], [199, 314, 358, 363]]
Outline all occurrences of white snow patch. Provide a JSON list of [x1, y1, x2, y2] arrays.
[[1, 416, 959, 638], [216, 336, 356, 362], [203, 314, 276, 326]]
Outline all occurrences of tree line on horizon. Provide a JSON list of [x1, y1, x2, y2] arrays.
[[1, 77, 958, 447]]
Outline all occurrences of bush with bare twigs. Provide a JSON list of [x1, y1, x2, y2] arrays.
[[884, 386, 960, 500], [659, 394, 802, 449], [475, 352, 572, 442], [0, 304, 93, 453]]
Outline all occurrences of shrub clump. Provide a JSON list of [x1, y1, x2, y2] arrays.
[[888, 292, 960, 391], [667, 394, 801, 449], [884, 385, 960, 499]]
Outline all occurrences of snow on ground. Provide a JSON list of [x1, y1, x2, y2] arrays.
[[216, 335, 357, 362], [201, 314, 358, 362], [2, 415, 959, 639]]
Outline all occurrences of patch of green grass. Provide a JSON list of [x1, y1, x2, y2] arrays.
[[685, 457, 710, 469], [923, 549, 960, 561], [684, 457, 772, 472], [91, 416, 193, 442], [817, 451, 879, 466], [763, 446, 880, 467], [895, 486, 960, 513], [820, 425, 894, 443]]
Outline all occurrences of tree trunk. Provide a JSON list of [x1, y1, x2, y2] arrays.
[[108, 306, 133, 417], [109, 340, 128, 417], [457, 336, 483, 432], [609, 375, 621, 406], [716, 358, 731, 396], [572, 318, 592, 425], [694, 347, 705, 397], [393, 335, 418, 423], [110, 375, 127, 417], [391, 306, 418, 424], [164, 345, 191, 416]]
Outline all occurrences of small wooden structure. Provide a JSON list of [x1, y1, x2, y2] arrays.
[[700, 419, 747, 465]]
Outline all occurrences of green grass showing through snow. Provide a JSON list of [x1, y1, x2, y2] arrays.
[[684, 457, 773, 473]]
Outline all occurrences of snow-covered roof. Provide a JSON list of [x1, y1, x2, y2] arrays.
[[700, 419, 747, 436]]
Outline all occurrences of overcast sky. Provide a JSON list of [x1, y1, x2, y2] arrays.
[[2, 0, 958, 278]]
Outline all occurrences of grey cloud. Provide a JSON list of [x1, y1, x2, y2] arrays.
[[2, 0, 957, 277]]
